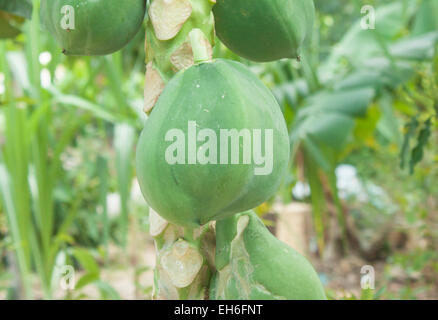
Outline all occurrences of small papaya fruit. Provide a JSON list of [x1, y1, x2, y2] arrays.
[[40, 0, 146, 55], [213, 0, 315, 62], [210, 211, 326, 300], [136, 59, 289, 227]]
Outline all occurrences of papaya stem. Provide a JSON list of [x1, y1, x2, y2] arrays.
[[148, 209, 215, 300], [143, 0, 215, 112], [143, 0, 217, 299], [189, 29, 211, 64]]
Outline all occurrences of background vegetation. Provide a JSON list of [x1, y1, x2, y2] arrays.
[[0, 0, 437, 299]]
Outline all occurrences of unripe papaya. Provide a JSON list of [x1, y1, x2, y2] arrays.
[[40, 0, 146, 55], [210, 211, 326, 300], [213, 0, 315, 62], [136, 59, 289, 227]]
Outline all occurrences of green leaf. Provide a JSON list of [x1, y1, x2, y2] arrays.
[[409, 118, 432, 173], [304, 155, 326, 253], [97, 156, 110, 259], [307, 114, 355, 150], [47, 86, 123, 123], [291, 87, 375, 151], [321, 2, 418, 79], [114, 123, 136, 246], [411, 0, 438, 36], [75, 272, 99, 290], [334, 71, 386, 92], [301, 88, 374, 118], [390, 31, 438, 61], [400, 117, 419, 170], [375, 93, 401, 145], [302, 136, 332, 173], [333, 60, 414, 92], [273, 79, 310, 111], [72, 248, 100, 275]]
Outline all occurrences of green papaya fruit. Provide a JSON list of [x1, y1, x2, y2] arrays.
[[213, 0, 315, 62], [136, 59, 290, 227], [210, 211, 326, 300], [40, 0, 146, 55]]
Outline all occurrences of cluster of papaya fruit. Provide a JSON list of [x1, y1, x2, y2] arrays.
[[42, 0, 324, 300]]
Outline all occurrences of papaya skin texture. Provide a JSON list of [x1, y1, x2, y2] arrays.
[[213, 0, 315, 62], [210, 211, 327, 300], [136, 59, 290, 228], [40, 0, 146, 56]]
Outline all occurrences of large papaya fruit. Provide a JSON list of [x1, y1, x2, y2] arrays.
[[136, 59, 290, 227], [210, 211, 326, 300], [40, 0, 146, 55], [213, 0, 315, 62]]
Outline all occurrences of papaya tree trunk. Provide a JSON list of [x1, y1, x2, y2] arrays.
[[143, 0, 215, 113], [149, 210, 215, 299], [144, 0, 216, 300]]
